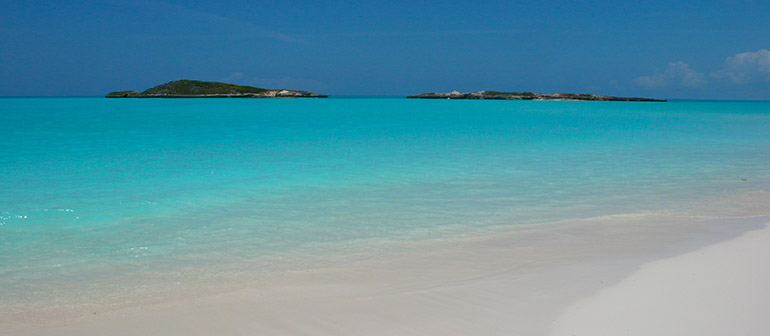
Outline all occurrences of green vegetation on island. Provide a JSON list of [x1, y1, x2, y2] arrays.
[[407, 90, 665, 102], [106, 80, 327, 98]]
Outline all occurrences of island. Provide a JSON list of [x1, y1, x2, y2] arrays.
[[407, 91, 665, 102], [106, 80, 327, 98]]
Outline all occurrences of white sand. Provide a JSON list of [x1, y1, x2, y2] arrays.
[[551, 223, 770, 336], [6, 215, 769, 336]]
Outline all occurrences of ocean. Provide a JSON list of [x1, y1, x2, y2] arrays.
[[1, 97, 769, 312]]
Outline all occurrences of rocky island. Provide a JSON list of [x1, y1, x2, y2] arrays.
[[407, 91, 665, 102], [106, 80, 327, 98]]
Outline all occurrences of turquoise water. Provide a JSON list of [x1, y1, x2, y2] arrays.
[[1, 98, 770, 308]]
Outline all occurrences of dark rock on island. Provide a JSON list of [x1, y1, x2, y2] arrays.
[[106, 80, 327, 98], [407, 91, 665, 102]]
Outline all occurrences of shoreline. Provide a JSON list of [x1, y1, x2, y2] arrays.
[[5, 213, 767, 335]]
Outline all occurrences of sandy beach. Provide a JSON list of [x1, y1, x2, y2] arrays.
[[6, 213, 768, 336], [551, 221, 770, 336]]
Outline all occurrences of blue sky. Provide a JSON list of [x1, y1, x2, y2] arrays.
[[1, 0, 769, 98]]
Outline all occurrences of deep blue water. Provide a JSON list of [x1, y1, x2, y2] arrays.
[[1, 97, 769, 307]]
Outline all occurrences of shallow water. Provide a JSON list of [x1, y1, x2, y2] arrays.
[[1, 98, 769, 309]]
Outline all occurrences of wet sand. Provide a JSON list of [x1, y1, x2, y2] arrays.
[[6, 214, 767, 336]]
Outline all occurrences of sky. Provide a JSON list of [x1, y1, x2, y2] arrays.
[[1, 0, 769, 99]]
